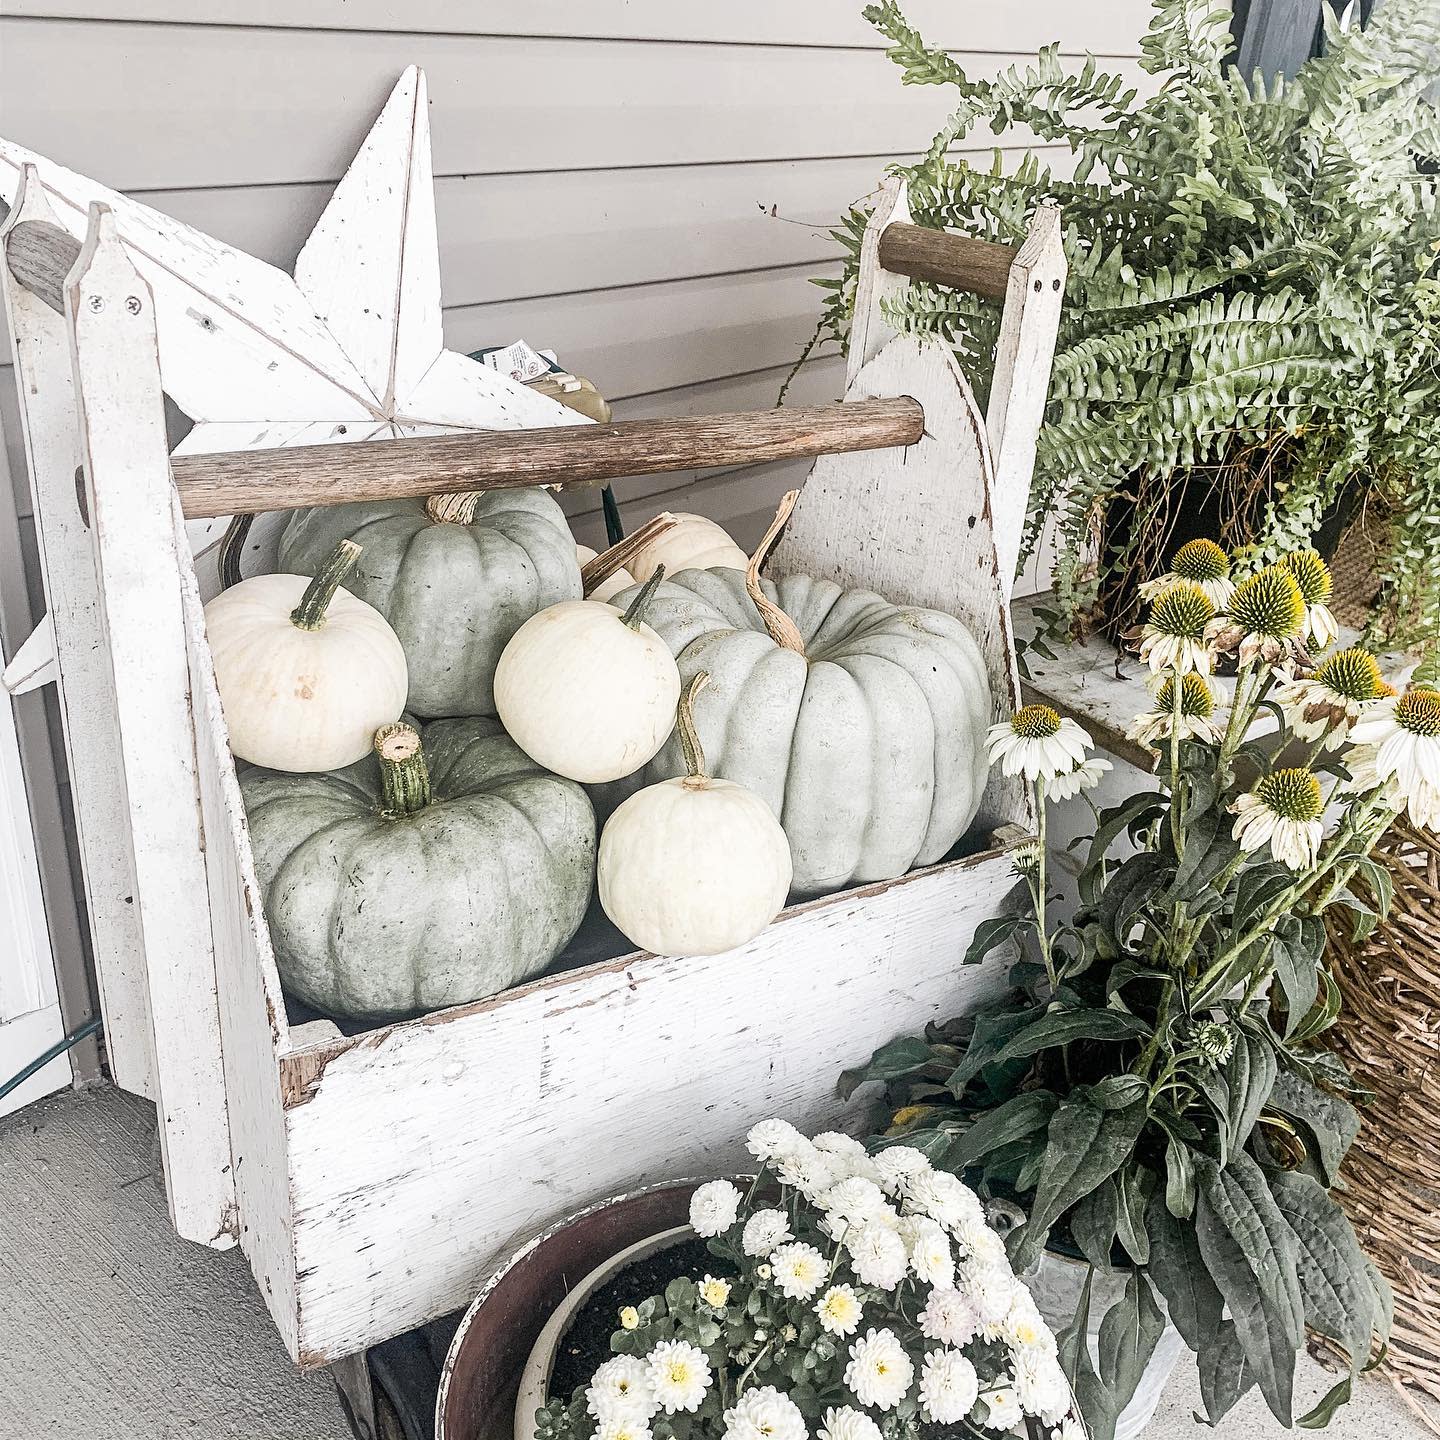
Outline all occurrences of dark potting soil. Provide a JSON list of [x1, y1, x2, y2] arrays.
[[548, 1238, 733, 1403]]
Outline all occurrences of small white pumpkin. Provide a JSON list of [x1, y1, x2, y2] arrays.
[[494, 570, 682, 783], [575, 543, 635, 603], [599, 671, 792, 955], [205, 539, 407, 772], [624, 512, 748, 584]]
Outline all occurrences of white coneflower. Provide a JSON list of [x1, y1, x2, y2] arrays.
[[1230, 768, 1326, 870], [689, 1179, 742, 1237], [818, 1406, 883, 1440], [1347, 687, 1440, 828], [741, 1208, 793, 1257], [917, 1348, 980, 1424], [846, 1222, 909, 1289], [1275, 648, 1389, 750], [770, 1241, 827, 1300], [720, 1387, 807, 1440], [844, 1329, 914, 1411], [646, 1340, 712, 1413], [1279, 549, 1339, 650], [587, 1356, 658, 1424], [1130, 581, 1216, 675], [697, 1275, 731, 1308], [1010, 840, 1044, 880], [985, 704, 1093, 783], [918, 1286, 981, 1347], [1127, 671, 1225, 750], [1207, 566, 1308, 669], [1045, 754, 1111, 802], [815, 1283, 864, 1338], [1139, 538, 1236, 609]]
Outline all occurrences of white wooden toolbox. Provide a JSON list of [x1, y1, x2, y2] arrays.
[[1, 143, 1063, 1363]]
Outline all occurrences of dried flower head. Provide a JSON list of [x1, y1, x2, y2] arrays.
[[1130, 581, 1216, 675], [1230, 767, 1325, 870], [1208, 566, 1309, 668], [1140, 538, 1236, 608], [1275, 648, 1388, 749]]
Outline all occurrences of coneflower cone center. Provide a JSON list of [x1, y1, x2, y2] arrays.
[[1150, 581, 1214, 637], [1316, 649, 1384, 702], [1158, 672, 1215, 717], [1229, 568, 1305, 639], [1397, 689, 1440, 738], [1171, 538, 1230, 583], [1012, 704, 1062, 739], [1281, 549, 1333, 605], [1256, 767, 1324, 823]]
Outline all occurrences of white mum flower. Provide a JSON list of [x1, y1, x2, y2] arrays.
[[818, 1405, 883, 1440], [774, 1142, 837, 1199], [812, 1131, 872, 1170], [1054, 1416, 1087, 1440], [904, 1170, 982, 1232], [595, 1421, 651, 1440], [1014, 1350, 1073, 1424], [587, 1356, 658, 1423], [770, 1242, 827, 1300], [982, 1387, 1024, 1431], [742, 1208, 793, 1257], [872, 1145, 931, 1195], [1348, 689, 1440, 829], [819, 1176, 888, 1224], [1003, 1291, 1055, 1354], [689, 1179, 743, 1237], [907, 1218, 955, 1289], [1045, 755, 1111, 803], [846, 1222, 909, 1289], [844, 1328, 914, 1411], [746, 1118, 803, 1164], [961, 1225, 1008, 1268], [698, 1274, 731, 1308], [918, 1349, 980, 1425], [1230, 768, 1325, 871], [919, 1286, 981, 1347], [962, 1264, 1019, 1325], [815, 1283, 864, 1337], [986, 705, 1093, 784], [720, 1386, 807, 1440], [646, 1340, 712, 1414]]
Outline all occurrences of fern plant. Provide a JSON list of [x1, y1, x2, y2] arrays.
[[814, 0, 1440, 643]]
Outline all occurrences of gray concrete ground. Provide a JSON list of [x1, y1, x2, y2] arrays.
[[0, 1085, 1433, 1439]]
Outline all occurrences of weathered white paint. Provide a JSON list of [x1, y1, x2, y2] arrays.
[[64, 205, 235, 1243], [845, 177, 913, 389], [1, 612, 54, 694], [0, 677, 54, 1022]]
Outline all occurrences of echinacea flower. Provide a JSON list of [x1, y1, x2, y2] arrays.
[[1207, 566, 1308, 670], [1139, 538, 1236, 609], [587, 1356, 658, 1424], [770, 1242, 827, 1300], [1129, 581, 1216, 675], [1192, 1019, 1236, 1068], [1127, 670, 1225, 750], [917, 1349, 980, 1424], [815, 1283, 864, 1337], [688, 1179, 742, 1237], [1347, 687, 1440, 828], [1230, 767, 1325, 870], [1275, 648, 1389, 749], [819, 1406, 883, 1440], [741, 1208, 792, 1257], [1010, 839, 1044, 879], [720, 1387, 807, 1440], [1279, 548, 1339, 650], [1044, 754, 1111, 801], [986, 704, 1094, 784], [646, 1340, 712, 1413], [844, 1328, 914, 1411]]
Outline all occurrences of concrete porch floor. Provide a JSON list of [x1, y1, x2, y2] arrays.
[[0, 1084, 1434, 1440]]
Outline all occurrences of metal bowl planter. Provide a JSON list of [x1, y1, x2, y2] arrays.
[[437, 1182, 698, 1440]]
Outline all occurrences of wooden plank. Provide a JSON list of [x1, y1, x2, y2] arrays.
[[65, 205, 235, 1243], [170, 398, 924, 518], [878, 221, 1017, 304], [0, 2, 1155, 54], [847, 178, 912, 389], [279, 842, 1021, 1363], [0, 168, 157, 1099], [0, 23, 1150, 192]]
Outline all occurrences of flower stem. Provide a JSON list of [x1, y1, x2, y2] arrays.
[[1033, 778, 1057, 993]]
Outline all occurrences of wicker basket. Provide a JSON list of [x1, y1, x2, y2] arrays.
[[1326, 818, 1440, 1403]]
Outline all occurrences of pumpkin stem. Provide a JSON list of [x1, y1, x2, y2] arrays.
[[375, 723, 432, 817], [425, 491, 481, 525], [620, 565, 667, 630], [746, 490, 806, 655], [676, 670, 712, 785], [290, 540, 361, 631], [582, 512, 680, 596]]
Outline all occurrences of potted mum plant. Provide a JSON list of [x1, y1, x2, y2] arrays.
[[808, 0, 1440, 643], [842, 547, 1431, 1436], [529, 1120, 1086, 1440]]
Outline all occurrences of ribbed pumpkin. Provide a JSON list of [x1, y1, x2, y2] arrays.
[[277, 488, 581, 719], [608, 493, 992, 896], [240, 717, 595, 1022]]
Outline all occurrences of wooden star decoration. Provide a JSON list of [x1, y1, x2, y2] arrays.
[[1, 65, 587, 690]]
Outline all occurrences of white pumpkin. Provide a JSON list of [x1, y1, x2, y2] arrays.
[[494, 571, 682, 783], [205, 539, 408, 772], [576, 543, 635, 603], [598, 671, 792, 955], [624, 512, 748, 584]]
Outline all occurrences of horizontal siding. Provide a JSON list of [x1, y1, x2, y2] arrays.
[[0, 3, 1153, 52]]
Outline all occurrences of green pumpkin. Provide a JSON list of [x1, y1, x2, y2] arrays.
[[608, 567, 991, 897], [240, 717, 595, 1022], [277, 489, 581, 718]]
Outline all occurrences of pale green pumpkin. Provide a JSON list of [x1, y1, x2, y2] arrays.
[[277, 488, 581, 718], [240, 717, 595, 1022], [607, 562, 992, 897]]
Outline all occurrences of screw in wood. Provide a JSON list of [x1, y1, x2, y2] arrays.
[[86, 294, 104, 312], [125, 295, 142, 315]]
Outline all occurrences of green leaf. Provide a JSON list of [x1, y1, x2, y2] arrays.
[[945, 1007, 1044, 1098], [1194, 1152, 1304, 1425], [1147, 1185, 1224, 1351], [1196, 1321, 1253, 1426], [1224, 1018, 1278, 1150], [1271, 915, 1324, 1039], [1163, 1131, 1197, 1217], [1012, 1090, 1150, 1271], [964, 913, 1029, 966], [1297, 1375, 1352, 1429], [1232, 861, 1294, 931], [1056, 1266, 1110, 1437], [949, 1090, 1060, 1170], [1070, 1177, 1120, 1270], [1090, 1074, 1150, 1110], [1115, 1166, 1155, 1264], [950, 1008, 1152, 1090], [1096, 1269, 1166, 1426], [1081, 793, 1168, 899], [1265, 1071, 1360, 1187], [838, 1035, 948, 1099]]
